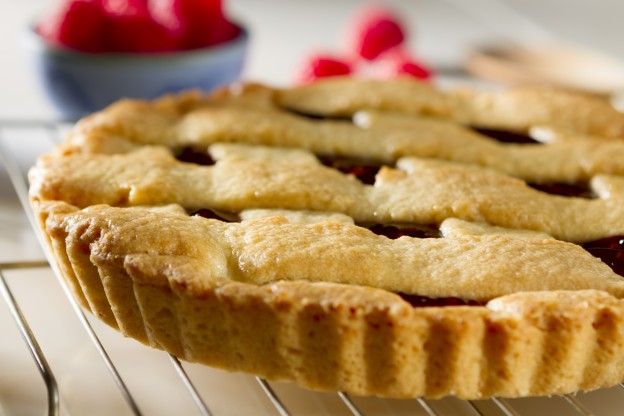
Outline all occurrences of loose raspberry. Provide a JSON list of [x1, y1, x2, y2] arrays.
[[374, 48, 433, 81], [395, 59, 432, 80], [298, 55, 353, 84], [350, 6, 405, 61], [37, 0, 105, 52], [102, 0, 182, 52]]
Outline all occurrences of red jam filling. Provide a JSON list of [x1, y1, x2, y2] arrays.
[[175, 147, 215, 166], [366, 223, 441, 239], [472, 127, 539, 144], [285, 108, 353, 122], [397, 293, 483, 307], [191, 208, 239, 222], [528, 182, 595, 199], [582, 236, 624, 277], [317, 155, 383, 185]]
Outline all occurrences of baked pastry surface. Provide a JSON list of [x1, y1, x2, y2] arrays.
[[30, 77, 624, 399]]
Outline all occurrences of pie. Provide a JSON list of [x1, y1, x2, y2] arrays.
[[29, 77, 624, 399]]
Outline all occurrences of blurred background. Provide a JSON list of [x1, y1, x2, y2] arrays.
[[2, 1, 624, 415], [2, 0, 624, 119]]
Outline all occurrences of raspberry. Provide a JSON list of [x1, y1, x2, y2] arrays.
[[350, 6, 405, 61], [374, 49, 433, 81], [149, 0, 186, 39], [37, 0, 239, 53], [395, 59, 432, 80], [37, 0, 105, 52], [102, 0, 182, 52], [298, 55, 353, 83], [206, 17, 240, 46], [172, 0, 239, 49]]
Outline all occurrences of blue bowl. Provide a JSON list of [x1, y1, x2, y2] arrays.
[[26, 25, 248, 120]]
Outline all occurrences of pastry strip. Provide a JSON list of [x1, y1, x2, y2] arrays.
[[30, 145, 624, 241]]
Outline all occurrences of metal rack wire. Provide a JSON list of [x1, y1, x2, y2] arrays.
[[0, 119, 613, 415]]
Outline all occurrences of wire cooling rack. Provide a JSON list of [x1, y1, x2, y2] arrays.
[[1, 120, 623, 416]]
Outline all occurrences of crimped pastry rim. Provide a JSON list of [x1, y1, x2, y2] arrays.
[[32, 200, 624, 399]]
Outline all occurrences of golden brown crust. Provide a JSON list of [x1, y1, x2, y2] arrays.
[[277, 77, 455, 118], [28, 77, 624, 399], [58, 85, 624, 185], [278, 77, 624, 138], [29, 144, 624, 241], [34, 200, 624, 399], [36, 201, 624, 300]]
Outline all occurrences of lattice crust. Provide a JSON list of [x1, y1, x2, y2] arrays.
[[58, 82, 624, 184], [28, 77, 624, 399], [276, 77, 624, 138], [33, 200, 624, 399], [30, 144, 624, 242], [34, 201, 624, 300]]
